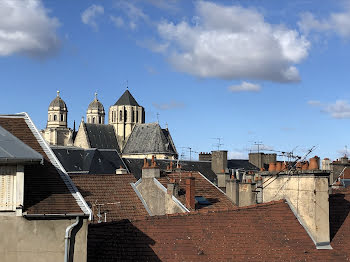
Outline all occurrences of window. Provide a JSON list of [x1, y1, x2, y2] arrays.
[[131, 109, 134, 122], [92, 117, 95, 124], [119, 110, 122, 121], [54, 115, 57, 121], [99, 116, 102, 124], [60, 114, 64, 121], [0, 166, 16, 211], [136, 111, 139, 123], [124, 110, 127, 122]]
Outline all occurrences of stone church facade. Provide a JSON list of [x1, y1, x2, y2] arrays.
[[41, 90, 177, 160]]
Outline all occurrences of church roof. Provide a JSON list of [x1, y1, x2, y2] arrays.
[[122, 123, 177, 156], [87, 93, 105, 113], [49, 91, 67, 110], [114, 90, 140, 106], [84, 123, 120, 151]]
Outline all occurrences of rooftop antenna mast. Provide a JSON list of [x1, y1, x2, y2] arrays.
[[212, 138, 223, 150], [156, 112, 160, 124], [253, 141, 263, 153]]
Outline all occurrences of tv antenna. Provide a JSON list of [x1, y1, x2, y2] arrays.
[[156, 112, 160, 123], [212, 138, 223, 150], [181, 147, 199, 161]]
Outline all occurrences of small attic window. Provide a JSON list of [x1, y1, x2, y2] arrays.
[[195, 196, 211, 206]]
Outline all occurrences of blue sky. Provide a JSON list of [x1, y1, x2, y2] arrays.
[[1, 0, 350, 161]]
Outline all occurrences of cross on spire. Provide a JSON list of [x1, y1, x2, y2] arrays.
[[94, 92, 98, 100], [57, 90, 60, 97]]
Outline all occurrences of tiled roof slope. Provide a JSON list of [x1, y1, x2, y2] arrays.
[[124, 158, 217, 181], [122, 123, 178, 157], [71, 174, 149, 223], [0, 116, 84, 215], [88, 200, 348, 261], [157, 171, 235, 211]]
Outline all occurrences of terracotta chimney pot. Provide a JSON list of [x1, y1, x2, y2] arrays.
[[269, 162, 276, 172], [275, 162, 282, 172], [302, 161, 309, 170], [309, 157, 319, 170]]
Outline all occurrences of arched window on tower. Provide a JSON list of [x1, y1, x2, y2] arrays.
[[131, 109, 134, 122], [60, 114, 64, 121], [136, 110, 139, 123], [124, 109, 127, 122], [92, 117, 95, 124], [99, 116, 102, 124], [119, 110, 122, 121], [54, 115, 57, 121]]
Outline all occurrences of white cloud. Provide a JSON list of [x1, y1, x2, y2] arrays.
[[0, 0, 60, 58], [110, 15, 124, 28], [307, 100, 322, 106], [228, 81, 261, 92], [308, 99, 350, 119], [153, 100, 185, 110], [114, 2, 149, 30], [298, 8, 350, 38], [154, 1, 310, 82], [324, 100, 350, 119], [81, 4, 104, 30], [228, 151, 247, 159]]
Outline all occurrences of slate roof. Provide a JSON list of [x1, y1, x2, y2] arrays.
[[71, 174, 149, 223], [88, 98, 105, 113], [0, 125, 43, 164], [0, 114, 89, 215], [114, 90, 140, 106], [84, 123, 120, 151], [122, 123, 178, 157], [124, 158, 217, 181], [88, 200, 350, 261], [157, 171, 235, 211], [227, 159, 259, 170], [52, 147, 127, 174]]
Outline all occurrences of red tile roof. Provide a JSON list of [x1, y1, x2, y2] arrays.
[[70, 174, 149, 223], [157, 171, 235, 211], [88, 200, 350, 261], [0, 115, 84, 215]]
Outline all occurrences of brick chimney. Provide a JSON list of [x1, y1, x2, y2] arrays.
[[185, 175, 195, 210], [141, 156, 160, 178]]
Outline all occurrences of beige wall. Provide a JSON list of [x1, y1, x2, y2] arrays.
[[136, 178, 184, 215], [41, 128, 73, 147], [262, 172, 330, 245], [0, 216, 88, 262], [73, 122, 90, 149]]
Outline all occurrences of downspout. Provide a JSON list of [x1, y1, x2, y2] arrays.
[[64, 216, 80, 262]]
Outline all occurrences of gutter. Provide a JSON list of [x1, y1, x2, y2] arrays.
[[23, 212, 87, 219], [64, 216, 80, 262]]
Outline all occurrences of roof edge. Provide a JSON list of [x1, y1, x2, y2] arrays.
[[20, 112, 93, 220], [130, 182, 152, 216]]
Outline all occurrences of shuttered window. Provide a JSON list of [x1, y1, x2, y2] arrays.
[[0, 166, 16, 211]]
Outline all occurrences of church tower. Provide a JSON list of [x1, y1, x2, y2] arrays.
[[86, 93, 105, 124], [109, 90, 145, 147], [47, 91, 68, 128], [41, 91, 73, 146]]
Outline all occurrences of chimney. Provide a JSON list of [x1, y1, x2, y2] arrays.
[[275, 162, 282, 172], [211, 150, 227, 174], [309, 157, 319, 170], [116, 165, 128, 175], [142, 157, 160, 178], [268, 162, 276, 172], [185, 175, 195, 210], [262, 170, 331, 248], [217, 169, 229, 188], [167, 180, 179, 197]]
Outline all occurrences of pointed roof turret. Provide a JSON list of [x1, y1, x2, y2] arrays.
[[49, 90, 67, 111], [87, 92, 105, 113], [114, 90, 140, 106]]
